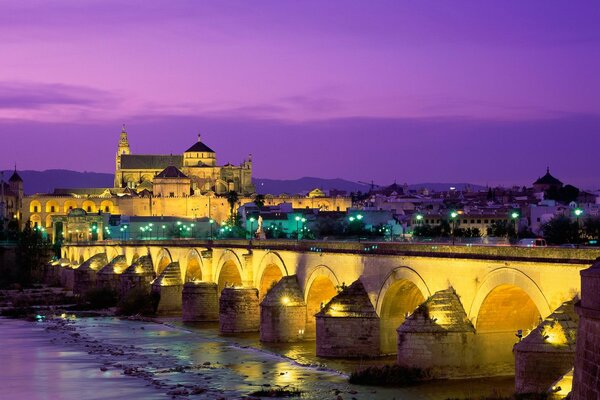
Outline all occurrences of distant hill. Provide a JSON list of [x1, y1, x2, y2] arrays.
[[253, 177, 486, 195], [1, 169, 486, 196], [1, 170, 114, 195]]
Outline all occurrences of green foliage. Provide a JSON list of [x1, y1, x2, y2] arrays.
[[225, 190, 240, 223], [253, 194, 265, 209], [583, 217, 600, 242], [541, 216, 581, 244], [117, 288, 160, 316], [349, 364, 431, 386], [487, 220, 514, 238], [248, 387, 302, 398], [453, 227, 482, 238], [413, 221, 451, 237], [15, 222, 51, 286]]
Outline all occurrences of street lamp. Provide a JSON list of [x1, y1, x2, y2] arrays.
[[295, 216, 305, 240], [248, 217, 256, 239], [161, 225, 166, 239], [450, 211, 458, 245], [574, 208, 584, 241], [209, 219, 214, 240], [510, 211, 520, 239]]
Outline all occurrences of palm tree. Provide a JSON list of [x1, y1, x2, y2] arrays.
[[254, 194, 265, 209], [225, 190, 239, 224]]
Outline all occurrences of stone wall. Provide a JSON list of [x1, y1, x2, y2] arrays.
[[572, 261, 600, 399], [182, 282, 219, 322], [316, 280, 380, 357], [219, 287, 259, 333], [514, 300, 578, 394], [260, 276, 306, 342]]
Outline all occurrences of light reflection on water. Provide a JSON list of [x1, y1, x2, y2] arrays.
[[2, 317, 516, 400]]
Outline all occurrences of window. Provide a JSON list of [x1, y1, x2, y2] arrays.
[[477, 219, 481, 224], [87, 206, 92, 212], [484, 219, 489, 224], [33, 206, 38, 212], [50, 206, 55, 212], [105, 206, 110, 212], [169, 192, 175, 197], [471, 219, 475, 224]]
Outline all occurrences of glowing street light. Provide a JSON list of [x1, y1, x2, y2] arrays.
[[511, 211, 520, 239], [248, 217, 256, 239], [209, 219, 214, 240], [449, 211, 458, 245]]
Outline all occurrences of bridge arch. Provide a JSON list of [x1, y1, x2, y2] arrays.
[[255, 251, 288, 300], [376, 267, 431, 354], [105, 246, 119, 263], [469, 267, 551, 330], [154, 248, 173, 276], [185, 249, 207, 282], [303, 265, 340, 339], [215, 249, 244, 294]]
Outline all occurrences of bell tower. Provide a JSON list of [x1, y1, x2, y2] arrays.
[[114, 124, 131, 187]]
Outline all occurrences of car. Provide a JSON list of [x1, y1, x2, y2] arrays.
[[517, 238, 547, 247]]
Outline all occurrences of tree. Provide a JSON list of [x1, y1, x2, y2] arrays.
[[225, 191, 239, 224], [254, 194, 265, 209], [545, 184, 580, 204], [541, 216, 581, 244], [583, 217, 600, 242], [487, 220, 513, 238], [15, 222, 51, 286]]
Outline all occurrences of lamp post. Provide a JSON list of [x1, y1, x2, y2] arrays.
[[248, 217, 256, 239], [295, 216, 306, 240], [450, 211, 458, 245], [510, 211, 520, 240], [161, 225, 166, 239], [574, 208, 584, 242], [209, 219, 214, 240]]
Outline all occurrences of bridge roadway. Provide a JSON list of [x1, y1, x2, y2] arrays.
[[61, 239, 596, 377]]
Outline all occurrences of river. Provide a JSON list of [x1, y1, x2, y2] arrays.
[[0, 316, 514, 399]]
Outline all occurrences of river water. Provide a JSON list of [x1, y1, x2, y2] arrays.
[[0, 316, 514, 399]]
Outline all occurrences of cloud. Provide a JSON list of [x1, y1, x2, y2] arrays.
[[0, 81, 117, 110]]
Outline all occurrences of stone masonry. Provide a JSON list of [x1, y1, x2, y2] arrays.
[[514, 300, 578, 394], [151, 261, 183, 315], [572, 260, 600, 399], [397, 288, 476, 378], [260, 275, 306, 342], [316, 280, 379, 357], [219, 287, 260, 334], [182, 282, 219, 322]]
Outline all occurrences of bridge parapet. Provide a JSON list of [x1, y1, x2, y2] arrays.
[[65, 239, 600, 264]]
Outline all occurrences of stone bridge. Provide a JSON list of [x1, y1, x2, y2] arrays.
[[57, 239, 598, 379]]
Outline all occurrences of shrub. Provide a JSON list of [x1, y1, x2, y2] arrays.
[[117, 288, 159, 316], [349, 364, 431, 386]]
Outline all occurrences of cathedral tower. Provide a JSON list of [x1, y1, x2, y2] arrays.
[[115, 125, 131, 187]]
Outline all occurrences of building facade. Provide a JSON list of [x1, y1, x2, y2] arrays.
[[113, 126, 255, 195]]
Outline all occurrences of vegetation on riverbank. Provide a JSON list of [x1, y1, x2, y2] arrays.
[[349, 364, 431, 386]]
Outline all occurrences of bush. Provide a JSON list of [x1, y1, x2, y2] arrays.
[[349, 364, 431, 386], [117, 288, 159, 316], [82, 287, 118, 309]]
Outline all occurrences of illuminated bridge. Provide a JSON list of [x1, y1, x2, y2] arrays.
[[56, 240, 596, 379]]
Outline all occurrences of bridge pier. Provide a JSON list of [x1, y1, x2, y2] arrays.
[[59, 265, 75, 291], [119, 255, 155, 298], [97, 255, 128, 293], [219, 287, 260, 334], [397, 288, 477, 377], [182, 282, 219, 322], [74, 253, 108, 295], [514, 300, 577, 395], [260, 276, 306, 342], [151, 261, 182, 315], [316, 280, 380, 358], [572, 261, 600, 399]]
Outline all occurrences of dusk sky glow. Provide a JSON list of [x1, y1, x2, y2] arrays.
[[1, 1, 599, 188]]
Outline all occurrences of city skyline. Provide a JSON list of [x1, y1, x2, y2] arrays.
[[1, 1, 598, 188]]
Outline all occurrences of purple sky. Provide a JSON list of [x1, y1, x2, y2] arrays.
[[1, 1, 599, 188]]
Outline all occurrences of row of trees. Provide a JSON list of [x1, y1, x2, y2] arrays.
[[541, 216, 600, 245]]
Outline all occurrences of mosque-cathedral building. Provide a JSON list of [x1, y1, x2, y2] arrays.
[[14, 127, 351, 241]]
